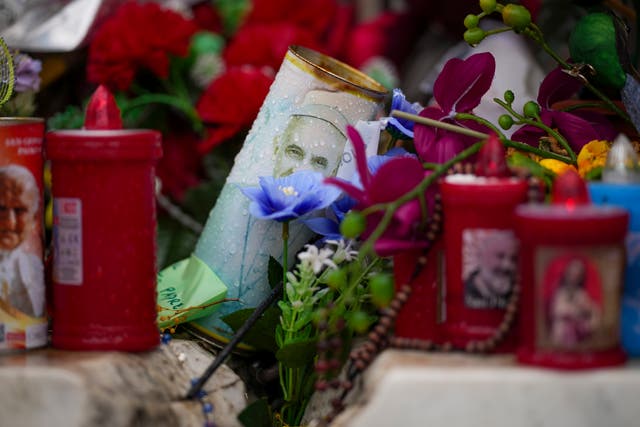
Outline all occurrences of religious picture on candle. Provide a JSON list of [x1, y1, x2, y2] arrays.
[[535, 248, 624, 351], [462, 229, 518, 309], [273, 91, 349, 178], [0, 118, 47, 352]]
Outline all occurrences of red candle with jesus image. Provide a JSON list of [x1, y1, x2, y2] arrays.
[[515, 170, 628, 369]]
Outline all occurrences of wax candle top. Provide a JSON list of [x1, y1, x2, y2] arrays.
[[84, 84, 123, 130], [602, 134, 640, 184], [551, 169, 590, 208], [444, 174, 522, 184], [475, 133, 510, 178]]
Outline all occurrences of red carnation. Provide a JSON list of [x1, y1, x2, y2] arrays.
[[245, 0, 337, 38], [223, 23, 321, 71], [191, 1, 223, 33], [87, 2, 197, 91], [196, 66, 274, 153], [156, 132, 203, 202]]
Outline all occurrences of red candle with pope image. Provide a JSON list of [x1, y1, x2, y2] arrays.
[[515, 170, 628, 369], [47, 86, 162, 351]]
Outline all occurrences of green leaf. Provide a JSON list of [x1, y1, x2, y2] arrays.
[[47, 105, 84, 130], [156, 215, 199, 270], [222, 306, 280, 353], [584, 165, 603, 181], [215, 0, 251, 36], [276, 338, 318, 369], [237, 398, 272, 427], [268, 256, 283, 290]]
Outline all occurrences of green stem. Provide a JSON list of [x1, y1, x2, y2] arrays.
[[391, 110, 486, 139], [493, 98, 577, 164], [524, 24, 631, 124], [455, 112, 507, 140], [485, 27, 512, 37], [121, 93, 204, 133], [392, 109, 575, 164], [282, 221, 289, 298], [558, 101, 615, 113], [422, 162, 441, 170], [501, 139, 574, 164]]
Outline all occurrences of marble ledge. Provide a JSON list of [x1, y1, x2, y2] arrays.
[[331, 350, 640, 427]]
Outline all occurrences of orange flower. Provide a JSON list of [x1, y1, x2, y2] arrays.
[[539, 158, 577, 175], [577, 140, 611, 177]]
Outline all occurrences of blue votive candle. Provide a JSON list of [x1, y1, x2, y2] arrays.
[[589, 136, 640, 356]]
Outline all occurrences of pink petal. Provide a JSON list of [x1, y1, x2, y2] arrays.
[[369, 157, 426, 203], [373, 238, 428, 257], [552, 111, 602, 152], [413, 107, 445, 161], [433, 52, 495, 114], [324, 177, 368, 205], [537, 67, 583, 109]]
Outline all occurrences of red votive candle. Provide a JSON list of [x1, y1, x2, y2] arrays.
[[393, 239, 445, 342], [440, 174, 527, 351], [515, 170, 628, 369], [47, 86, 162, 351]]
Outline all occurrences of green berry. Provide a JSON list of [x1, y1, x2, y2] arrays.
[[464, 14, 479, 29], [504, 90, 515, 104], [340, 211, 366, 239], [479, 0, 497, 14], [325, 268, 347, 290], [464, 28, 486, 46], [502, 4, 532, 32], [498, 114, 514, 130], [369, 273, 395, 308], [348, 311, 370, 334], [523, 101, 541, 118]]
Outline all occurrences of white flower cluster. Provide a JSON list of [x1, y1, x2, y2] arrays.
[[296, 239, 358, 274]]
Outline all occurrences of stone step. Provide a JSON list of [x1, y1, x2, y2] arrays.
[[0, 339, 247, 427]]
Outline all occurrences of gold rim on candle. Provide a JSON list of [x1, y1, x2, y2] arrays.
[[287, 45, 388, 101]]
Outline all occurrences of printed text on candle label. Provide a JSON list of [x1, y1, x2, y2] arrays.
[[53, 198, 83, 285]]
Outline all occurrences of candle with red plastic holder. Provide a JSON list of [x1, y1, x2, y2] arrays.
[[395, 135, 528, 351], [47, 86, 162, 351], [515, 170, 628, 369], [393, 240, 445, 343]]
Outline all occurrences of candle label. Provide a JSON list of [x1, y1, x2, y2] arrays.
[[534, 246, 624, 352], [462, 228, 518, 309], [0, 118, 46, 352], [52, 197, 83, 285]]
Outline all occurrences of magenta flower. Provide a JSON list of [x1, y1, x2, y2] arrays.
[[511, 67, 617, 152], [325, 126, 434, 256], [241, 170, 341, 222], [413, 52, 495, 163]]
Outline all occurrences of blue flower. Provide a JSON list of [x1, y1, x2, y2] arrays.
[[303, 195, 356, 240], [384, 88, 421, 139], [13, 53, 42, 93], [241, 170, 341, 222]]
